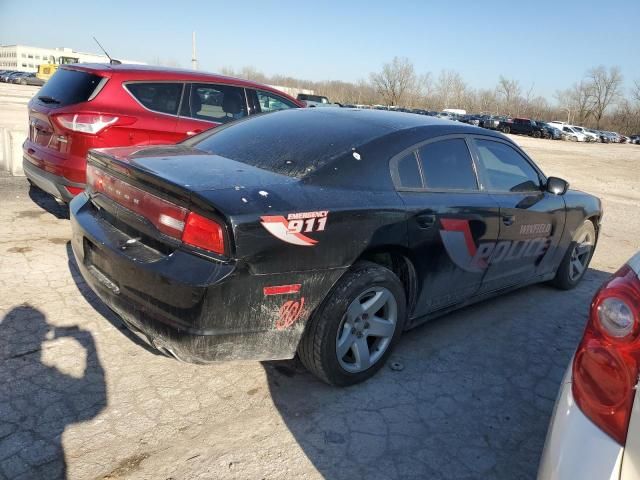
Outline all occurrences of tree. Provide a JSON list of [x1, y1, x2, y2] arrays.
[[496, 76, 521, 114], [434, 70, 467, 110], [369, 57, 417, 106], [587, 66, 623, 128]]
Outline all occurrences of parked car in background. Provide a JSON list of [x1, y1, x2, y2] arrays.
[[11, 72, 45, 86], [296, 93, 340, 107], [1, 71, 23, 82], [480, 115, 502, 130], [500, 117, 548, 138], [459, 114, 482, 126], [537, 122, 563, 140], [629, 135, 640, 144], [70, 108, 601, 387], [23, 64, 304, 202], [587, 129, 607, 143], [548, 121, 567, 131], [571, 126, 598, 142], [561, 125, 588, 142], [538, 252, 640, 480]]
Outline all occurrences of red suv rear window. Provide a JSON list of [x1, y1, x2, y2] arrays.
[[36, 68, 103, 107]]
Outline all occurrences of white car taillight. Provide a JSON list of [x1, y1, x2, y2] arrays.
[[54, 113, 120, 134]]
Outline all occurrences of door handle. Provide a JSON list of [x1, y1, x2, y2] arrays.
[[416, 214, 436, 229], [502, 215, 515, 226]]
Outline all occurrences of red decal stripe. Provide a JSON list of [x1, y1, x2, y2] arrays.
[[263, 284, 302, 296]]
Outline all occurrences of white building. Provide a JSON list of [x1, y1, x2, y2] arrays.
[[0, 44, 144, 72]]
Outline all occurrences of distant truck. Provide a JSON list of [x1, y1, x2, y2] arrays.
[[36, 55, 80, 81], [297, 93, 340, 108], [499, 117, 547, 138]]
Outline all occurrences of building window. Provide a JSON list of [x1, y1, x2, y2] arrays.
[[22, 63, 27, 67], [21, 53, 26, 58]]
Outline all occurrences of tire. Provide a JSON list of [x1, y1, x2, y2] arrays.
[[551, 220, 596, 290], [502, 126, 510, 134], [298, 261, 407, 386], [570, 135, 577, 142], [533, 130, 541, 139]]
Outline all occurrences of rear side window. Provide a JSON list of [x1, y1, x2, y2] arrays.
[[395, 152, 422, 188], [36, 68, 103, 106], [183, 83, 247, 123], [256, 90, 297, 113], [126, 82, 183, 115], [417, 139, 478, 190], [475, 139, 541, 192]]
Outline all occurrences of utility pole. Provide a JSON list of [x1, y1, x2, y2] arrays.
[[191, 32, 197, 70]]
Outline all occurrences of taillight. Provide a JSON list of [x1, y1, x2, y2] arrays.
[[53, 113, 134, 134], [572, 263, 640, 445], [182, 212, 226, 255], [86, 165, 226, 255]]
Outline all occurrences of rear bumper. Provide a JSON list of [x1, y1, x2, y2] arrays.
[[23, 157, 84, 202], [70, 193, 346, 363], [537, 365, 623, 480]]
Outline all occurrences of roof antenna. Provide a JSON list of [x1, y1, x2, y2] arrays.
[[93, 37, 121, 65]]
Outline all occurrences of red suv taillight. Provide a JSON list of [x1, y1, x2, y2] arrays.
[[52, 113, 135, 134], [87, 165, 226, 255], [572, 263, 640, 445]]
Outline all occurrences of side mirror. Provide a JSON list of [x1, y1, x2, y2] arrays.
[[546, 176, 569, 195]]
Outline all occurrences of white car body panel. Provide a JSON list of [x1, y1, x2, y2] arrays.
[[539, 252, 640, 480], [537, 368, 624, 479], [621, 390, 640, 479], [621, 253, 640, 479]]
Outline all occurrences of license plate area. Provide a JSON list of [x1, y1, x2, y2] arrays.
[[83, 238, 120, 294]]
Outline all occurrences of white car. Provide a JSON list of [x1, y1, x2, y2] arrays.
[[538, 252, 640, 480], [548, 121, 567, 130], [561, 125, 587, 142], [571, 126, 598, 142]]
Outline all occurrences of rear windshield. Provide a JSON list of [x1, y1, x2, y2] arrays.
[[184, 110, 385, 178], [36, 68, 103, 107]]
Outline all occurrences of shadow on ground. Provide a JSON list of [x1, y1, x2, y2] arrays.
[[27, 185, 69, 220], [0, 305, 106, 479], [64, 242, 159, 355], [263, 268, 611, 480]]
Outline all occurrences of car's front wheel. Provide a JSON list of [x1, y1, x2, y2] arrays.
[[298, 261, 406, 386], [502, 126, 510, 134], [551, 220, 596, 290]]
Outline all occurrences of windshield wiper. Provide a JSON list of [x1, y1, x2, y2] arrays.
[[37, 95, 60, 104]]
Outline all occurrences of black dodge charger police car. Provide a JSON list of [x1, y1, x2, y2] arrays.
[[70, 108, 601, 386]]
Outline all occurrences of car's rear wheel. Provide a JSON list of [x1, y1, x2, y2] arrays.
[[298, 261, 406, 386], [551, 220, 596, 290], [502, 126, 510, 134], [533, 130, 541, 138]]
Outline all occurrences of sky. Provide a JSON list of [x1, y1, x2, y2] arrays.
[[1, 0, 639, 100]]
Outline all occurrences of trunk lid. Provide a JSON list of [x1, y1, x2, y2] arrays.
[[89, 144, 298, 193]]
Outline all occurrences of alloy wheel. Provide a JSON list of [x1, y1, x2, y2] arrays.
[[336, 286, 398, 373], [569, 230, 594, 281]]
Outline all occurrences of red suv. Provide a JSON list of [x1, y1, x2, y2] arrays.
[[23, 64, 304, 202]]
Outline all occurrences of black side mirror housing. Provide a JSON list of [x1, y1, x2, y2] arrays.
[[546, 176, 569, 195]]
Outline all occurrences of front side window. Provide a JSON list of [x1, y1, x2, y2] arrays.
[[256, 90, 297, 113], [126, 82, 183, 115], [417, 138, 478, 190], [475, 139, 541, 193], [184, 84, 247, 124]]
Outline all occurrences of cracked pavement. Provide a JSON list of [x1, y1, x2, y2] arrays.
[[1, 138, 639, 479]]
